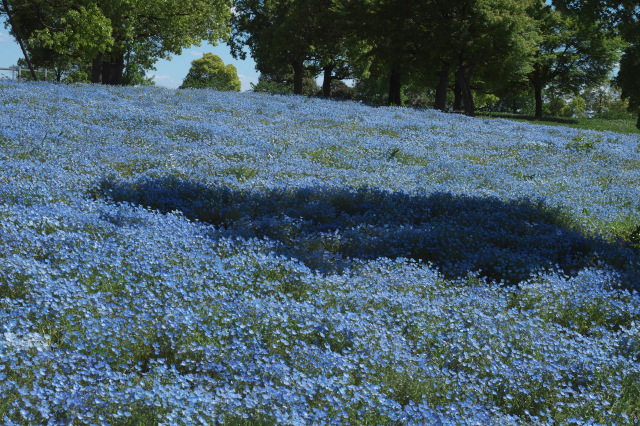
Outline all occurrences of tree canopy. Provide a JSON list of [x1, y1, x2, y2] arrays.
[[1, 0, 232, 85], [180, 53, 241, 92], [2, 0, 636, 123], [526, 0, 625, 118], [333, 0, 540, 115]]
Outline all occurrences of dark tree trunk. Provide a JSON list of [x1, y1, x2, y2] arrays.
[[100, 53, 125, 85], [101, 54, 111, 85], [388, 69, 402, 106], [456, 64, 475, 117], [512, 98, 517, 114], [2, 0, 37, 81], [636, 112, 640, 130], [56, 71, 61, 83], [112, 53, 124, 85], [453, 78, 462, 111], [434, 61, 450, 111], [534, 85, 543, 119], [292, 60, 304, 95], [322, 65, 334, 98], [92, 52, 103, 83]]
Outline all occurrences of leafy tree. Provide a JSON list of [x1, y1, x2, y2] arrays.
[[526, 1, 625, 119], [230, 0, 354, 96], [335, 0, 539, 114], [615, 44, 640, 128], [450, 0, 539, 117], [15, 41, 155, 86], [354, 76, 407, 106], [1, 0, 232, 86], [484, 79, 536, 114], [332, 0, 428, 107], [179, 53, 240, 92], [230, 0, 304, 95], [121, 42, 157, 87], [551, 0, 639, 126], [567, 95, 587, 118], [581, 80, 630, 116], [250, 71, 318, 96], [279, 0, 358, 97], [1, 0, 114, 77], [547, 95, 570, 117], [316, 79, 358, 100]]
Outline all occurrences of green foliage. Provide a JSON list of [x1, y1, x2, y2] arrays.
[[121, 42, 158, 87], [180, 53, 241, 92], [26, 4, 114, 63], [615, 43, 640, 129], [355, 77, 408, 106], [566, 133, 600, 153], [230, 0, 326, 95], [63, 69, 90, 84], [582, 80, 624, 114], [323, 80, 358, 101], [567, 95, 587, 118], [525, 1, 626, 118], [3, 0, 232, 83], [473, 92, 501, 110], [251, 71, 318, 96], [548, 96, 570, 117]]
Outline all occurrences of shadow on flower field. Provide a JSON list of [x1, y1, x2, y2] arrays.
[[90, 175, 640, 290]]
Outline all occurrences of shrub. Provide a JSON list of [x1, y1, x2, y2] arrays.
[[179, 53, 241, 92]]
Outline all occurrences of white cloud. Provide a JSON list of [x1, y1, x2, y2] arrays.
[[150, 74, 179, 89], [0, 32, 13, 43], [190, 51, 205, 57], [238, 74, 258, 92]]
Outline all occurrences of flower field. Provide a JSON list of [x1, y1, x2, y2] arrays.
[[1, 81, 639, 425]]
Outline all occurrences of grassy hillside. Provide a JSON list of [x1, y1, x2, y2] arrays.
[[0, 82, 639, 425], [476, 111, 640, 136]]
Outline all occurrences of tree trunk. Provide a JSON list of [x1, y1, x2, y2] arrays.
[[102, 54, 111, 85], [453, 78, 462, 111], [512, 98, 517, 114], [534, 84, 543, 119], [56, 71, 61, 83], [112, 53, 125, 85], [636, 112, 640, 131], [292, 60, 304, 95], [456, 64, 475, 117], [388, 68, 402, 106], [434, 61, 450, 111], [322, 65, 334, 98], [92, 52, 103, 83], [2, 0, 37, 81]]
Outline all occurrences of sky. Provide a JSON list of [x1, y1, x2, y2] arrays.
[[0, 20, 262, 91]]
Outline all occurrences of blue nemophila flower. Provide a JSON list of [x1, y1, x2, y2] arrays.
[[0, 81, 639, 424]]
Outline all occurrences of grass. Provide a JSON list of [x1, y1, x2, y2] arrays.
[[475, 111, 640, 136]]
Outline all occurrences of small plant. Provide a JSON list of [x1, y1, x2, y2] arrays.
[[387, 147, 401, 160], [513, 170, 536, 180], [566, 133, 600, 153]]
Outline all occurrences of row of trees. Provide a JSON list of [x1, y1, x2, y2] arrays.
[[2, 0, 639, 126], [229, 0, 637, 122]]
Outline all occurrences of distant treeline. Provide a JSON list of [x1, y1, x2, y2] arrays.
[[1, 0, 638, 126]]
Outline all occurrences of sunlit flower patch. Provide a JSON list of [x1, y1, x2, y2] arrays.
[[0, 81, 639, 425]]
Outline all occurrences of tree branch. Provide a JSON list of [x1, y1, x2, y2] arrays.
[[1, 0, 38, 80]]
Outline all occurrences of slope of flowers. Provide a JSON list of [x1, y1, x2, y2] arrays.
[[0, 81, 639, 425]]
